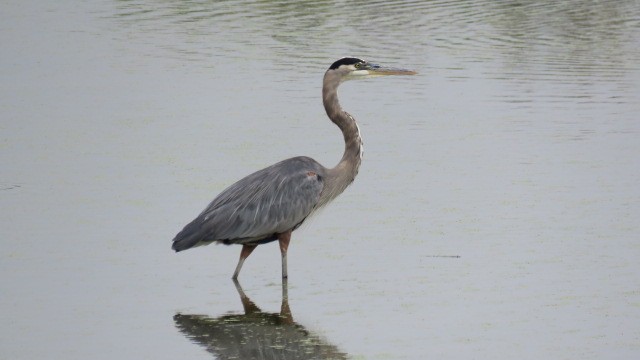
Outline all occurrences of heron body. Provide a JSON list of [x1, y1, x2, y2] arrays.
[[172, 57, 415, 279]]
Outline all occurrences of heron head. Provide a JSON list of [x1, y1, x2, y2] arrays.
[[327, 57, 417, 81]]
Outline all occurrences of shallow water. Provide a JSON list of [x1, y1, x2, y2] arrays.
[[1, 0, 639, 359]]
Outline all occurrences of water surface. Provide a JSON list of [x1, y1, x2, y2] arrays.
[[1, 0, 639, 359]]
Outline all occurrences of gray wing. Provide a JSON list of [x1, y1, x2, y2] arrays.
[[172, 156, 325, 251]]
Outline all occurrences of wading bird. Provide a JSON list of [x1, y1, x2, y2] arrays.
[[172, 57, 416, 279]]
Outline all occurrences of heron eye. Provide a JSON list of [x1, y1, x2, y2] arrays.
[[354, 63, 363, 69]]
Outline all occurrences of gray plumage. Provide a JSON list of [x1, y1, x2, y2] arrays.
[[171, 57, 415, 279], [172, 157, 325, 251]]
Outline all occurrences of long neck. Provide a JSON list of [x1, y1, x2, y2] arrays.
[[320, 72, 363, 205]]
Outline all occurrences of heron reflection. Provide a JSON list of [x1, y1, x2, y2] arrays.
[[174, 280, 347, 360]]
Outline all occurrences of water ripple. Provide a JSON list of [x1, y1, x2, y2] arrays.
[[108, 0, 639, 106]]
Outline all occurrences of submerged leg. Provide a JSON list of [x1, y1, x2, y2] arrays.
[[232, 278, 260, 314], [232, 244, 257, 280], [280, 278, 292, 323], [277, 231, 292, 279]]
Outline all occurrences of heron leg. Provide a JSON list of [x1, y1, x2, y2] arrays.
[[278, 231, 292, 279], [280, 278, 293, 323], [232, 244, 256, 280]]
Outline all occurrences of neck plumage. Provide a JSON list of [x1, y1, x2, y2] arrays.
[[320, 72, 363, 205]]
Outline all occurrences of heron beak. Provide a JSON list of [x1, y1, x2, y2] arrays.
[[348, 63, 417, 79], [365, 63, 417, 76]]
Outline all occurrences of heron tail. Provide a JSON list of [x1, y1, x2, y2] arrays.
[[171, 219, 206, 252]]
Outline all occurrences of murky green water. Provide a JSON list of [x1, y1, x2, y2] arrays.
[[2, 0, 639, 359]]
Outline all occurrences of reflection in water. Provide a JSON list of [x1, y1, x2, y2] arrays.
[[174, 281, 347, 360]]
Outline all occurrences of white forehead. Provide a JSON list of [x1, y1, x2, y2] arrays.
[[339, 64, 358, 71]]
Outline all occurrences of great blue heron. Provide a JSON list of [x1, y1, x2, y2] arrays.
[[172, 57, 416, 279]]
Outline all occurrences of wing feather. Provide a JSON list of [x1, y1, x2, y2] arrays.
[[172, 157, 324, 251]]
